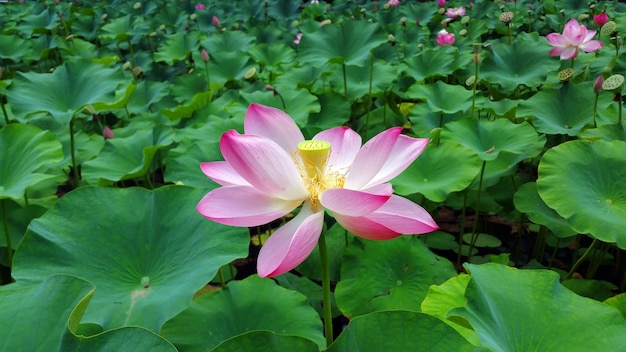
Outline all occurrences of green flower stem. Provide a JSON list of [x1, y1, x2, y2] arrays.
[[318, 224, 334, 348], [69, 118, 80, 187], [456, 191, 469, 268], [567, 238, 598, 279], [593, 93, 599, 127], [217, 267, 226, 287], [342, 63, 348, 97], [471, 59, 479, 118], [1, 199, 12, 270], [467, 160, 487, 258], [618, 93, 623, 124], [364, 51, 374, 140], [0, 96, 9, 125]]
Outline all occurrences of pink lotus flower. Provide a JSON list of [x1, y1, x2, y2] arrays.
[[445, 6, 465, 19], [437, 0, 446, 6], [197, 104, 438, 278], [436, 29, 455, 45], [293, 33, 302, 45], [103, 126, 114, 140], [195, 3, 205, 10], [387, 0, 400, 7], [546, 19, 603, 60], [212, 15, 221, 29], [593, 13, 609, 27]]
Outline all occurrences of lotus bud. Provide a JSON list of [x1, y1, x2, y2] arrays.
[[212, 15, 221, 29], [291, 20, 299, 28], [133, 2, 141, 9], [593, 75, 604, 94], [593, 13, 609, 27], [190, 13, 197, 21], [465, 75, 476, 87], [122, 61, 132, 70], [103, 126, 114, 140], [244, 67, 256, 80], [201, 49, 209, 63], [101, 13, 108, 21]]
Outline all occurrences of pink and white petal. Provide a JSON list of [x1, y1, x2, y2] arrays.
[[244, 104, 304, 153], [582, 30, 596, 44], [548, 47, 565, 57], [546, 33, 568, 47], [196, 185, 302, 227], [560, 47, 578, 60], [562, 19, 580, 41], [313, 126, 362, 171], [344, 127, 402, 190], [332, 195, 438, 240], [361, 135, 429, 189], [320, 184, 392, 217], [200, 161, 250, 186], [220, 131, 308, 201], [580, 40, 602, 53], [257, 205, 324, 278]]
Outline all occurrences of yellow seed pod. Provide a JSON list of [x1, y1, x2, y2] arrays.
[[557, 68, 573, 82]]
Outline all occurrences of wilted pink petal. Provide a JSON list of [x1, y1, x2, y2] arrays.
[[257, 205, 324, 277], [220, 131, 308, 201], [293, 33, 302, 45], [197, 185, 302, 227], [244, 103, 305, 153]]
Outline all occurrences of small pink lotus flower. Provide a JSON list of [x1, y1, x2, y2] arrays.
[[293, 33, 302, 45], [201, 48, 209, 63], [593, 13, 609, 27], [436, 29, 455, 45], [546, 19, 603, 60], [593, 75, 604, 94], [445, 6, 466, 19], [437, 0, 446, 6], [195, 3, 205, 10], [212, 15, 221, 29], [387, 0, 400, 7], [197, 104, 438, 278]]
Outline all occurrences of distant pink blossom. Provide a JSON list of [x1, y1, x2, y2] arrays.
[[593, 75, 604, 94], [546, 19, 603, 60], [103, 126, 114, 140], [437, 0, 445, 6], [293, 33, 302, 45], [212, 15, 221, 29], [195, 3, 205, 10], [436, 29, 455, 45], [445, 6, 465, 19], [593, 13, 609, 27], [201, 49, 209, 63], [387, 0, 400, 7], [197, 104, 438, 278]]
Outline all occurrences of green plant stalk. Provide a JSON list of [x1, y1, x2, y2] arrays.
[[567, 238, 598, 279], [69, 118, 80, 187], [342, 63, 348, 97], [1, 199, 12, 270], [548, 238, 560, 269], [593, 93, 599, 127], [218, 267, 226, 287], [456, 191, 469, 268], [507, 23, 512, 45], [318, 224, 333, 348], [587, 242, 610, 279], [618, 93, 623, 124], [364, 51, 374, 139], [471, 59, 479, 118], [0, 96, 9, 125], [468, 160, 487, 257]]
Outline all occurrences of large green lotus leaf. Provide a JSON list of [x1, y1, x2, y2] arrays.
[[0, 124, 63, 200], [421, 274, 479, 345], [201, 31, 256, 57], [248, 43, 295, 68], [335, 236, 456, 317], [327, 310, 486, 352], [480, 38, 559, 93], [16, 8, 60, 35], [0, 34, 32, 60], [406, 81, 475, 114], [7, 60, 126, 124], [537, 140, 626, 248], [275, 272, 341, 319], [514, 182, 577, 238], [12, 186, 250, 332], [580, 122, 626, 142], [160, 275, 325, 351], [452, 263, 626, 351], [441, 117, 545, 161], [0, 200, 47, 259], [154, 32, 200, 65], [0, 274, 95, 351], [81, 124, 174, 185], [604, 293, 626, 320], [126, 81, 172, 115], [299, 20, 388, 67], [164, 139, 223, 190], [211, 331, 319, 352], [393, 141, 482, 202], [207, 52, 255, 84], [403, 47, 457, 82], [303, 92, 351, 136], [327, 60, 400, 99], [517, 84, 595, 136]]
